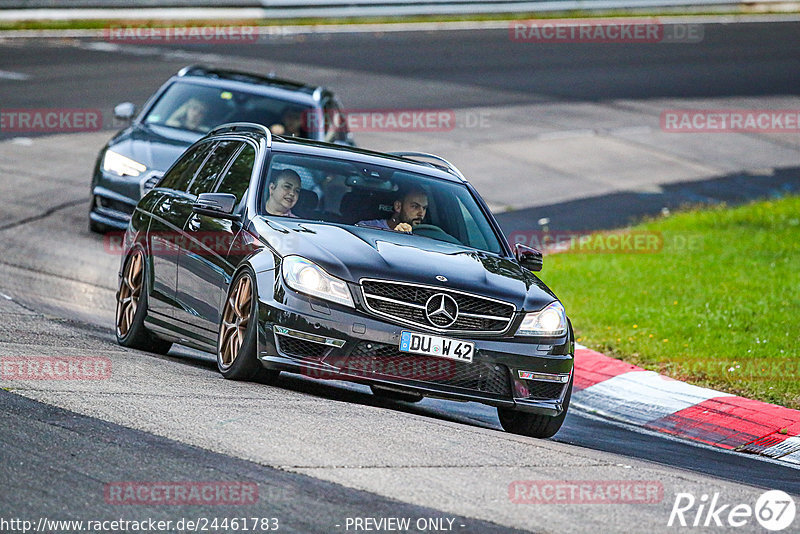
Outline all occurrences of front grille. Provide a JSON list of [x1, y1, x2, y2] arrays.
[[275, 334, 330, 360], [525, 380, 566, 400], [140, 171, 163, 197], [340, 341, 512, 397], [361, 279, 515, 333]]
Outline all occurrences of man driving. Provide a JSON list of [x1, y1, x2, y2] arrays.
[[270, 107, 305, 138], [265, 169, 302, 217], [358, 187, 428, 233]]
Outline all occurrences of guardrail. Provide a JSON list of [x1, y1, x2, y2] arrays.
[[0, 0, 790, 18], [0, 1, 258, 6]]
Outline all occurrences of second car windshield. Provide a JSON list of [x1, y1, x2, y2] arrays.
[[259, 152, 505, 255], [143, 81, 314, 136]]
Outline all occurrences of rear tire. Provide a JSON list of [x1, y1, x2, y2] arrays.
[[115, 249, 173, 354], [497, 378, 572, 439], [217, 268, 279, 382], [370, 385, 424, 403]]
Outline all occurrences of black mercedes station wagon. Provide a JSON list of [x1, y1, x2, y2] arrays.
[[90, 66, 352, 233], [116, 123, 574, 438]]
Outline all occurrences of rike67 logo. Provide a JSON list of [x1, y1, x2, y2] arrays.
[[668, 490, 796, 531]]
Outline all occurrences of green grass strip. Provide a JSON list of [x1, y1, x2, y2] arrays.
[[539, 195, 800, 409]]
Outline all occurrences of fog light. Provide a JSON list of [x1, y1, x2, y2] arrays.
[[518, 370, 570, 383]]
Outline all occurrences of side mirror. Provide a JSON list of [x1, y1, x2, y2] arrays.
[[193, 193, 238, 220], [114, 102, 136, 121], [515, 243, 543, 272]]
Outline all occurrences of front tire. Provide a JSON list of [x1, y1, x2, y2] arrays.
[[497, 377, 572, 439], [116, 249, 173, 354], [217, 269, 278, 382]]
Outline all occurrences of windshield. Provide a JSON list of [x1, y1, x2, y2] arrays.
[[143, 81, 315, 136], [259, 152, 505, 255]]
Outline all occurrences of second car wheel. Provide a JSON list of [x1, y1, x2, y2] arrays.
[[217, 268, 279, 382]]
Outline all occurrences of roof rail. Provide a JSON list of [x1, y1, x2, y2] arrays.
[[387, 151, 466, 180], [208, 122, 273, 147], [177, 64, 205, 77]]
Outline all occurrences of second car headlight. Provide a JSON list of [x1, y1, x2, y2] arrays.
[[103, 149, 147, 177], [516, 301, 567, 337], [282, 256, 354, 308]]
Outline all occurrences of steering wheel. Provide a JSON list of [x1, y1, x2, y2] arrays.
[[412, 224, 462, 245]]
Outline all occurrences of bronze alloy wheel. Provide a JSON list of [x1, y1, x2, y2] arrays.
[[116, 251, 143, 338], [219, 274, 253, 369], [115, 249, 172, 354]]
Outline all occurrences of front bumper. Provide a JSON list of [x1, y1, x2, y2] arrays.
[[90, 169, 163, 230], [255, 287, 573, 416]]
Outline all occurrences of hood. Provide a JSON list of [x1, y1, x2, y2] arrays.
[[106, 123, 203, 173], [251, 218, 557, 311]]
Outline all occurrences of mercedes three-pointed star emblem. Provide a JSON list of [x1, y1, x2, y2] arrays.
[[425, 293, 459, 328]]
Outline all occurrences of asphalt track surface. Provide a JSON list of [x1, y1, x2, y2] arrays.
[[1, 22, 799, 533]]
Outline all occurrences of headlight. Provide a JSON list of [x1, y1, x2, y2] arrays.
[[282, 256, 354, 308], [103, 150, 147, 177], [516, 301, 567, 337]]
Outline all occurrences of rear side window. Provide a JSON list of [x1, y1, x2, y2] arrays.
[[187, 141, 241, 197], [216, 144, 256, 209], [158, 141, 215, 192]]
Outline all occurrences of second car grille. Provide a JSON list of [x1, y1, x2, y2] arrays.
[[340, 341, 512, 397], [360, 279, 515, 333], [140, 171, 163, 198]]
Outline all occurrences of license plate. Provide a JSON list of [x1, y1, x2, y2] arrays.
[[399, 331, 474, 363]]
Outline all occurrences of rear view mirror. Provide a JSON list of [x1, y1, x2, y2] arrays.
[[515, 243, 543, 272], [193, 193, 238, 220], [114, 102, 136, 121]]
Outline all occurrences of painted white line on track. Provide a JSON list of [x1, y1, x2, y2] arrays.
[[0, 69, 31, 81], [573, 370, 733, 425]]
